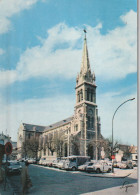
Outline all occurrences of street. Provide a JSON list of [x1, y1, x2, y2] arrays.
[[7, 164, 137, 195]]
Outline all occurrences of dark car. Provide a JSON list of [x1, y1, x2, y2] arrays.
[[7, 161, 22, 174]]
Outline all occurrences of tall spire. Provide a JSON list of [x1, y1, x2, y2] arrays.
[[76, 30, 95, 86], [80, 30, 91, 75]]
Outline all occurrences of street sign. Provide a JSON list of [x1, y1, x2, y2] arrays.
[[111, 155, 115, 159], [5, 142, 12, 155]]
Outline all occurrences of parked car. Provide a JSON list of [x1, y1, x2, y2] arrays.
[[132, 161, 137, 167], [119, 161, 133, 169], [27, 158, 36, 164], [86, 162, 97, 172], [116, 161, 122, 168], [2, 159, 6, 165], [63, 156, 90, 171], [58, 160, 66, 169], [52, 159, 60, 168], [46, 160, 54, 167], [106, 161, 112, 166], [19, 158, 26, 162], [7, 161, 22, 175], [113, 161, 118, 168], [86, 161, 112, 173], [39, 158, 47, 165], [78, 161, 91, 171]]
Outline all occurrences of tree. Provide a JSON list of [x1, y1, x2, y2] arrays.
[[45, 134, 56, 156], [24, 136, 43, 160], [87, 136, 119, 159], [54, 132, 64, 158], [44, 132, 65, 157], [21, 141, 29, 159]]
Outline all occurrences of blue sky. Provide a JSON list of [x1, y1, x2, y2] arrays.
[[0, 0, 137, 145]]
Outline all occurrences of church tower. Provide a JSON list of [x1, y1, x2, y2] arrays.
[[74, 31, 101, 156]]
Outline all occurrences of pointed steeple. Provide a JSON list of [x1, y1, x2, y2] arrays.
[[76, 30, 95, 86], [80, 32, 91, 75]]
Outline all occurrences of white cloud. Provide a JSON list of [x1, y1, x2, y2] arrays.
[[0, 0, 39, 34], [0, 94, 75, 141], [0, 10, 137, 87], [0, 88, 137, 145], [0, 70, 17, 87], [87, 10, 137, 80]]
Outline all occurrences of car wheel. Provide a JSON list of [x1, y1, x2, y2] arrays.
[[107, 168, 111, 173], [96, 168, 100, 174], [72, 167, 76, 171]]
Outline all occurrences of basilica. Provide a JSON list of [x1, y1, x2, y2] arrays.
[[17, 33, 101, 160]]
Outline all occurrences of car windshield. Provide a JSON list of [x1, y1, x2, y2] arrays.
[[69, 158, 76, 162]]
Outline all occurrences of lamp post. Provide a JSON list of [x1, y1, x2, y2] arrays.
[[111, 98, 135, 172]]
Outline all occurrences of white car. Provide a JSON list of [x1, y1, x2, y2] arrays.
[[78, 161, 91, 171], [86, 162, 97, 172], [119, 161, 133, 169], [27, 158, 36, 164], [52, 160, 60, 168], [7, 161, 22, 174], [86, 162, 112, 173], [58, 160, 66, 169], [39, 158, 46, 165]]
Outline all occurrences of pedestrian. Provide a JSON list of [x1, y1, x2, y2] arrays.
[[21, 161, 32, 195]]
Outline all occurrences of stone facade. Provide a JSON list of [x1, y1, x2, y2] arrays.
[[17, 35, 101, 160]]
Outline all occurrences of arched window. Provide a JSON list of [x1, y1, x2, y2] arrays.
[[93, 89, 96, 102], [91, 89, 93, 102], [78, 91, 80, 102], [81, 89, 83, 100], [28, 133, 30, 139], [91, 117, 94, 129], [88, 116, 90, 129], [75, 124, 78, 131], [87, 88, 90, 101]]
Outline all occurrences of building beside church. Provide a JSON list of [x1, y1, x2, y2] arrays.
[[17, 33, 101, 160]]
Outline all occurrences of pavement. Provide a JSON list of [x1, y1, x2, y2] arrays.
[[81, 167, 138, 195], [82, 167, 138, 178], [81, 183, 138, 195]]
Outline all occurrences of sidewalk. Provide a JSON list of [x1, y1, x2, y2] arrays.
[[83, 167, 137, 178], [81, 183, 138, 195], [81, 168, 138, 195]]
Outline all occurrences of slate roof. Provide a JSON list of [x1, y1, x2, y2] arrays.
[[44, 116, 73, 132], [22, 123, 46, 132], [22, 116, 73, 133]]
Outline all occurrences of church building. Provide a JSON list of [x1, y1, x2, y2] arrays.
[[17, 32, 101, 160]]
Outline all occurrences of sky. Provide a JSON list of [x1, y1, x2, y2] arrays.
[[0, 0, 137, 145]]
